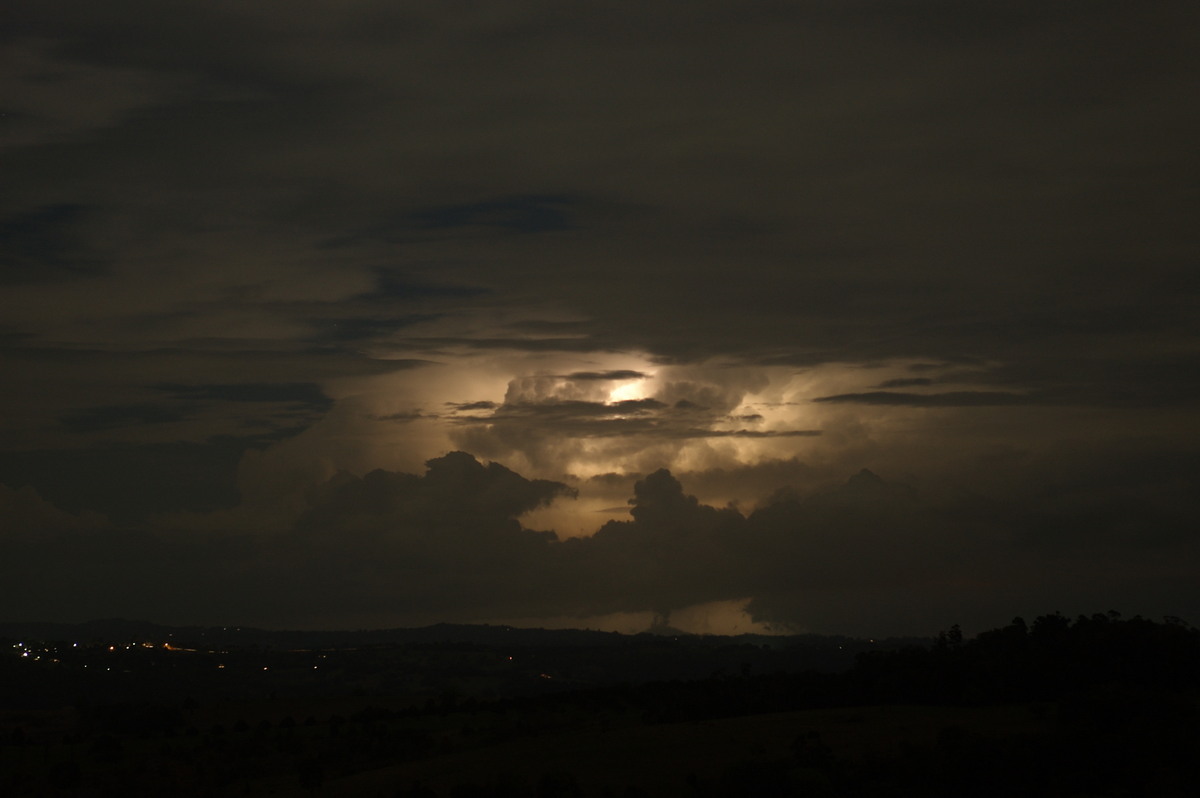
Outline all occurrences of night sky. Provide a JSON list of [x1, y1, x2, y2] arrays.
[[3, 1, 1198, 636]]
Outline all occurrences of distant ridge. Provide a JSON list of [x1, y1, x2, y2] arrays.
[[0, 618, 912, 651]]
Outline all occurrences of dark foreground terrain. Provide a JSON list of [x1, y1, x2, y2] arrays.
[[2, 613, 1198, 796]]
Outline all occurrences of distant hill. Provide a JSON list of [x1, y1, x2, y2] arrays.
[[0, 617, 921, 664]]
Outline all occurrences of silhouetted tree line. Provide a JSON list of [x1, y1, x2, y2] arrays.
[[559, 612, 1200, 725], [309, 612, 1200, 728], [850, 612, 1200, 705], [662, 613, 1200, 797]]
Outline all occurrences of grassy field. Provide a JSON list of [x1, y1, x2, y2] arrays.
[[264, 702, 1049, 797]]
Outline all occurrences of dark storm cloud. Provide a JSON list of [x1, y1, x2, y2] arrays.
[[705, 429, 820, 439], [812, 391, 1034, 407], [60, 402, 199, 433], [297, 452, 572, 535], [0, 438, 264, 524], [408, 195, 575, 234], [989, 448, 1200, 552], [558, 461, 1200, 632], [564, 370, 648, 381], [56, 382, 332, 447], [152, 382, 331, 410], [483, 398, 668, 418], [1, 0, 1198, 634], [388, 335, 616, 354], [235, 453, 579, 622], [2, 344, 425, 376], [451, 400, 666, 441], [5, 0, 1195, 375], [0, 204, 108, 284], [671, 458, 821, 507], [875, 377, 934, 389], [587, 471, 636, 485], [362, 269, 491, 302], [321, 195, 579, 249], [503, 320, 594, 336], [0, 455, 561, 623], [350, 456, 1199, 628], [903, 351, 1200, 410], [449, 397, 818, 444], [447, 400, 499, 412], [310, 315, 441, 344], [374, 411, 433, 423], [3, 451, 1199, 633]]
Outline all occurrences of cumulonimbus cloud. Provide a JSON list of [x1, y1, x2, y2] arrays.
[[4, 450, 1198, 635]]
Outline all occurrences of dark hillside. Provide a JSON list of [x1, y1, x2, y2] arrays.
[[2, 613, 1197, 796]]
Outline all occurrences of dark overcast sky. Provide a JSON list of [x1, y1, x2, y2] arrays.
[[2, 1, 1198, 636]]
